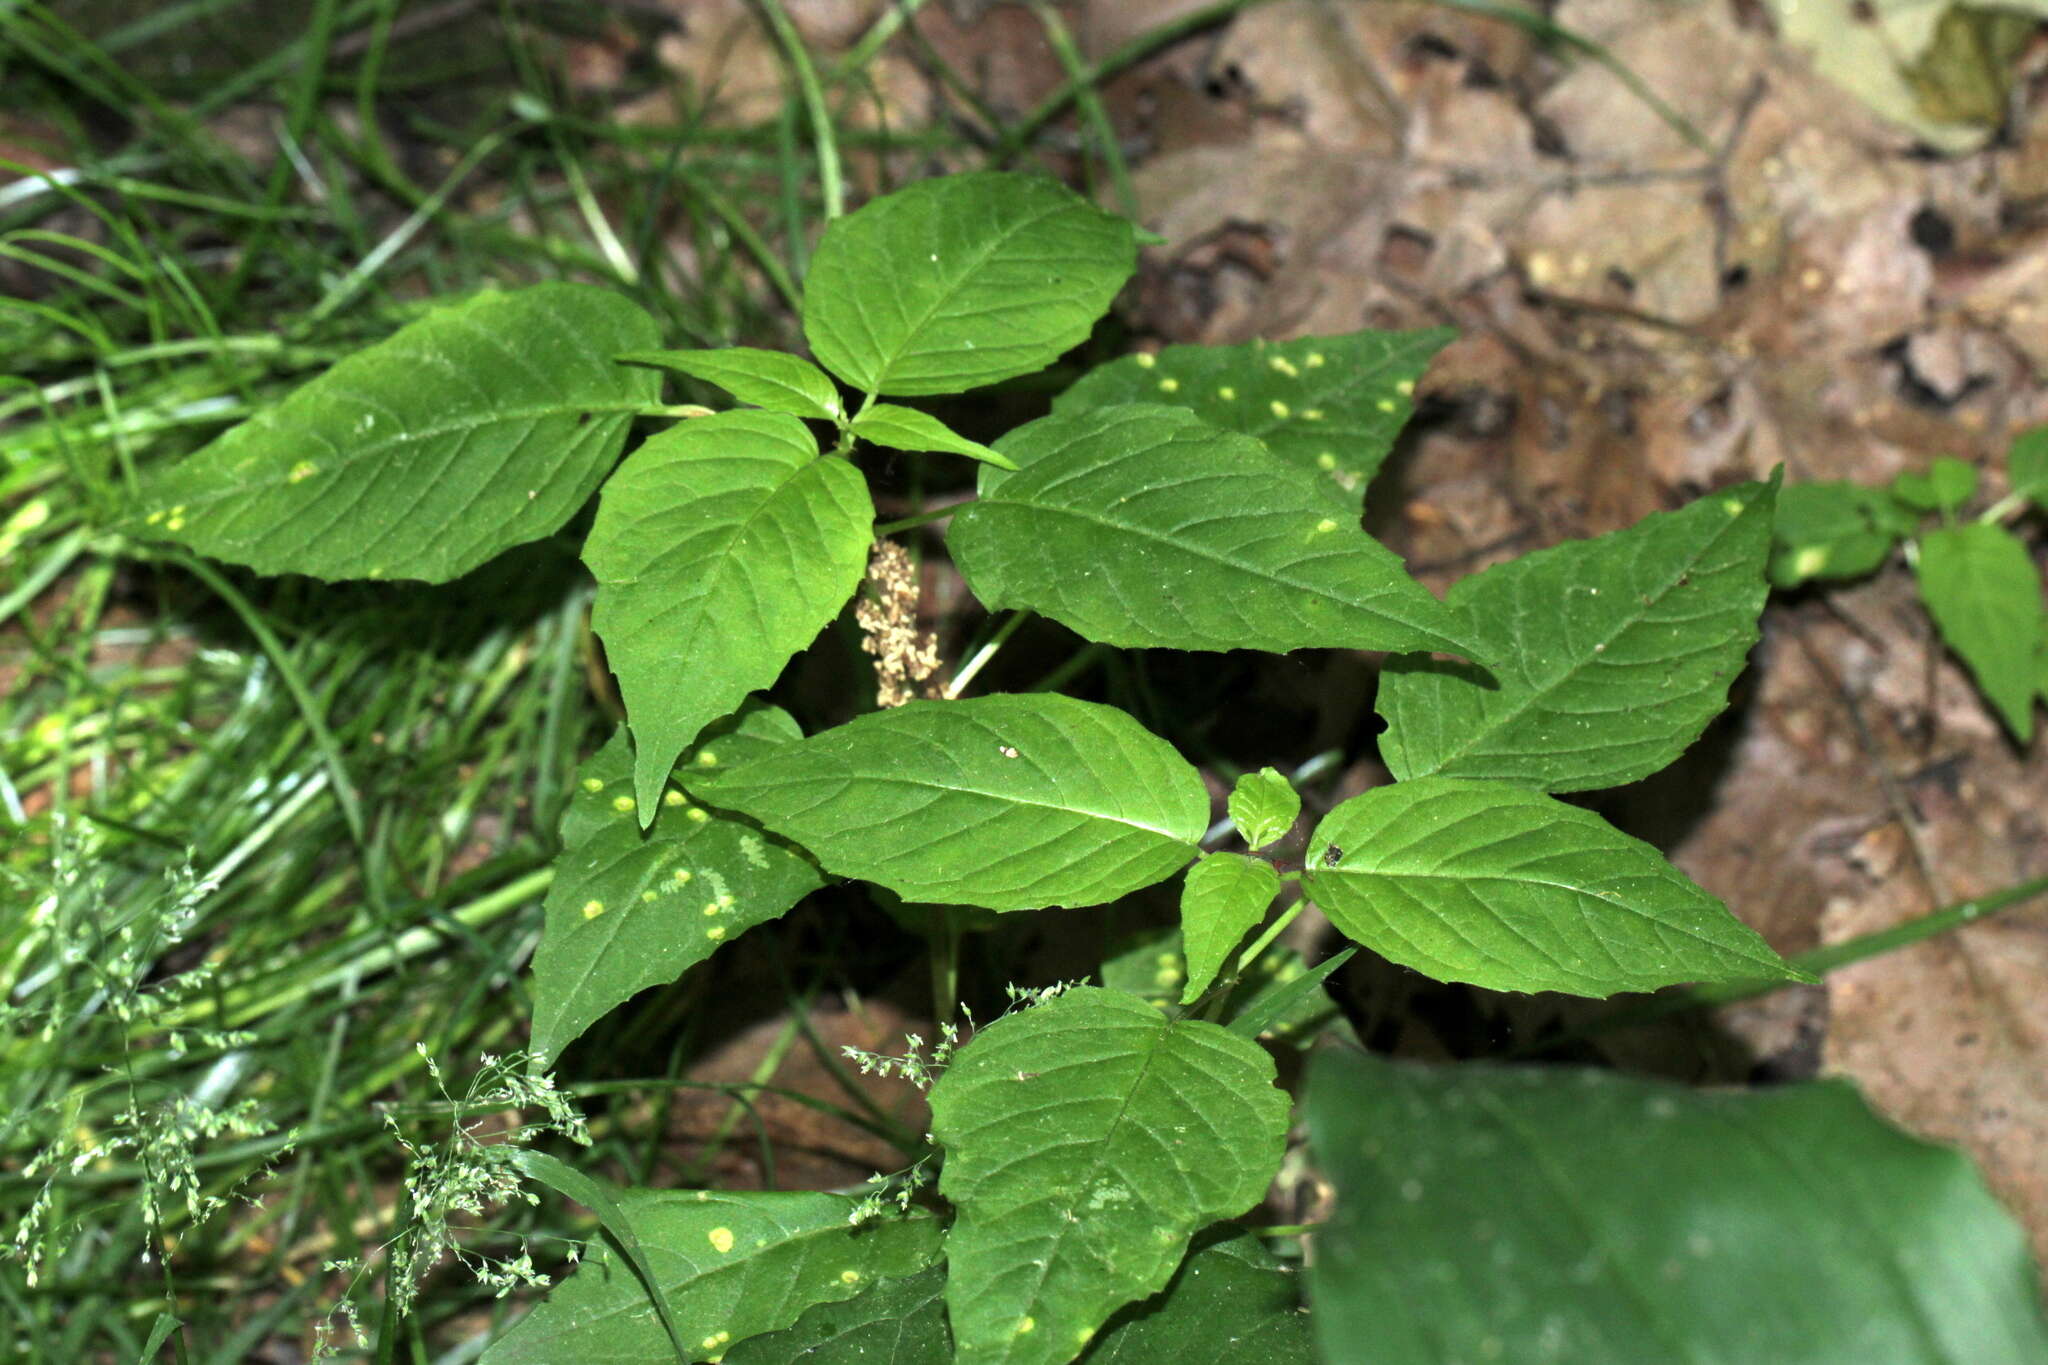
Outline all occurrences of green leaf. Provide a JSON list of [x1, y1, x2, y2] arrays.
[[505, 1151, 692, 1364], [1914, 522, 2045, 741], [586, 409, 874, 822], [619, 347, 842, 421], [950, 405, 1469, 656], [478, 1187, 942, 1365], [1307, 1051, 2048, 1365], [1302, 777, 1803, 997], [803, 172, 1136, 397], [1892, 455, 1979, 513], [1227, 767, 1300, 851], [851, 402, 1015, 469], [132, 284, 660, 582], [1079, 1228, 1312, 1365], [1770, 480, 1914, 587], [2010, 426, 2048, 507], [1178, 853, 1280, 1004], [529, 715, 823, 1066], [690, 695, 1207, 911], [723, 1230, 1310, 1365], [1226, 947, 1356, 1041], [1378, 480, 1776, 793], [724, 1267, 951, 1365], [928, 987, 1291, 1365], [1053, 329, 1453, 504]]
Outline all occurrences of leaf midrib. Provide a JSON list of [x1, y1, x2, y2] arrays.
[[980, 488, 1451, 649], [745, 767, 1197, 846]]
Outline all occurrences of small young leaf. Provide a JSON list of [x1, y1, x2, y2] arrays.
[[133, 283, 659, 582], [1227, 767, 1300, 850], [1891, 455, 1979, 513], [1179, 853, 1281, 1004], [1914, 522, 2045, 742], [951, 405, 1469, 657], [619, 347, 842, 420], [478, 1187, 941, 1365], [691, 695, 1208, 911], [1053, 329, 1454, 504], [851, 403, 1015, 469], [1378, 480, 1776, 793], [586, 410, 874, 822], [803, 172, 1136, 397], [1302, 777, 1803, 997], [928, 987, 1290, 1365], [2010, 426, 2048, 508], [1770, 481, 1913, 587], [529, 716, 823, 1066], [1307, 1051, 2048, 1365]]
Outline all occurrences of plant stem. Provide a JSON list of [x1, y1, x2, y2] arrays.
[[874, 505, 954, 536], [946, 611, 1028, 699], [757, 0, 845, 220], [930, 910, 961, 1026]]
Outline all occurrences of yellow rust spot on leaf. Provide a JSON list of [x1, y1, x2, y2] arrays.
[[1269, 400, 1290, 419], [1316, 518, 1338, 534], [288, 461, 318, 484], [581, 900, 605, 920], [1158, 377, 1180, 393], [612, 795, 635, 814], [686, 807, 710, 824], [696, 750, 719, 767], [663, 789, 687, 806], [1269, 355, 1300, 377], [1217, 386, 1237, 400], [582, 777, 605, 793], [706, 925, 727, 941], [1134, 352, 1156, 369], [708, 1227, 735, 1253]]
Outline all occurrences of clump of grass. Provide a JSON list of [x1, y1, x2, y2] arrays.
[[1, 0, 1169, 1354]]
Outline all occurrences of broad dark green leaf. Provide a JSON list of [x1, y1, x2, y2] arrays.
[[1378, 481, 1776, 793], [2010, 426, 2048, 508], [506, 1151, 693, 1363], [851, 402, 1015, 468], [724, 1267, 951, 1365], [1308, 1051, 2048, 1365], [1080, 1229, 1311, 1365], [951, 405, 1468, 656], [1302, 777, 1802, 996], [1770, 480, 1913, 587], [134, 284, 659, 581], [1915, 522, 2045, 742], [619, 347, 843, 420], [1892, 455, 1979, 513], [1053, 329, 1453, 504], [479, 1187, 942, 1365], [586, 410, 874, 821], [1178, 853, 1280, 1004], [724, 1231, 1310, 1365], [690, 695, 1206, 911], [929, 987, 1291, 1365], [1227, 767, 1299, 851], [529, 713, 823, 1066], [803, 172, 1136, 397]]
